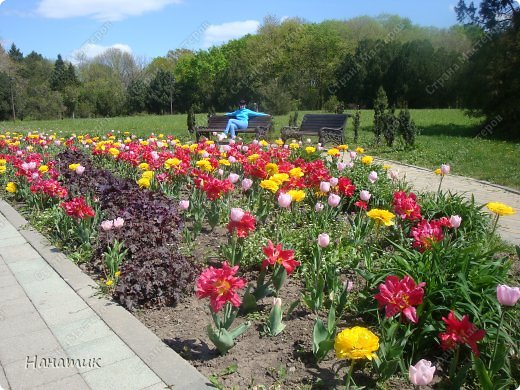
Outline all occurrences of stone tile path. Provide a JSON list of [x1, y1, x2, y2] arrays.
[[0, 206, 210, 390], [377, 158, 520, 246]]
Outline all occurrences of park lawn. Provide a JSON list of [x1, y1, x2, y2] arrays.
[[1, 109, 519, 189]]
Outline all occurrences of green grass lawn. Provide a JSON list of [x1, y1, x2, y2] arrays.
[[1, 109, 519, 189]]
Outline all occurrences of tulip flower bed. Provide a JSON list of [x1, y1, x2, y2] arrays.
[[1, 131, 519, 389]]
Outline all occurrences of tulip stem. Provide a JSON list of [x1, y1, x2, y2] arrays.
[[437, 176, 444, 195], [345, 362, 355, 390], [489, 309, 505, 371], [490, 215, 499, 237], [449, 345, 460, 382]]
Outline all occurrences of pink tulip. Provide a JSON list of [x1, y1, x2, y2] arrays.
[[346, 162, 354, 169], [349, 151, 357, 160], [230, 208, 245, 222], [229, 139, 236, 145], [113, 217, 125, 228], [449, 215, 462, 228], [389, 170, 399, 181], [359, 190, 371, 202], [315, 202, 324, 212], [409, 359, 435, 386], [441, 164, 450, 175], [201, 152, 209, 158], [179, 200, 190, 210], [320, 181, 331, 193], [218, 169, 224, 176], [156, 173, 168, 182], [327, 193, 341, 207], [242, 146, 249, 152], [252, 139, 259, 145], [368, 171, 378, 183], [75, 165, 85, 175], [101, 220, 114, 231], [31, 172, 39, 180], [222, 145, 231, 152], [228, 156, 236, 164], [278, 193, 292, 208], [151, 151, 160, 161], [228, 173, 240, 184], [337, 162, 347, 171], [242, 178, 253, 191], [330, 177, 338, 187], [317, 233, 330, 248], [496, 285, 520, 306]]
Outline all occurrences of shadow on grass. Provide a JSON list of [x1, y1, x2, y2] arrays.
[[419, 124, 480, 138], [419, 123, 519, 141]]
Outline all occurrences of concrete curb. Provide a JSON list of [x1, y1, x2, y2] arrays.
[[0, 199, 213, 390]]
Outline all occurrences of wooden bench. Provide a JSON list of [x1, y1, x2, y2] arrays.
[[281, 114, 350, 145], [192, 115, 272, 142]]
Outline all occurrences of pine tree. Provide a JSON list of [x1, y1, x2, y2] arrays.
[[50, 54, 67, 91], [8, 44, 23, 62], [373, 86, 388, 145]]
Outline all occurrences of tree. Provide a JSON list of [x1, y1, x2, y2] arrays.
[[126, 78, 148, 114], [8, 44, 23, 62], [455, 1, 520, 138], [373, 86, 388, 144], [455, 0, 519, 31], [50, 54, 67, 91], [147, 69, 175, 114]]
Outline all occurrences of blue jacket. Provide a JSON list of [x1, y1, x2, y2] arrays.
[[225, 108, 269, 123]]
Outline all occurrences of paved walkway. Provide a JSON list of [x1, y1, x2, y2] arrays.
[[377, 158, 520, 246], [0, 203, 210, 390]]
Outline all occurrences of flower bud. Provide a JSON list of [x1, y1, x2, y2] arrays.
[[228, 173, 240, 184], [278, 193, 292, 208], [317, 233, 330, 248], [359, 190, 371, 202], [113, 217, 125, 228], [449, 215, 462, 228], [230, 208, 245, 222], [327, 193, 341, 207], [409, 359, 435, 386], [496, 284, 520, 306], [242, 178, 253, 191], [101, 220, 114, 231], [320, 181, 331, 193]]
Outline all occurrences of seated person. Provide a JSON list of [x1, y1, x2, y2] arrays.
[[222, 100, 269, 139]]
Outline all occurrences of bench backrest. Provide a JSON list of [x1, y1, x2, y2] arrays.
[[299, 114, 347, 132], [207, 115, 271, 129]]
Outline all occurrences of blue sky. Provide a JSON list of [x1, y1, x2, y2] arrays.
[[0, 0, 461, 62]]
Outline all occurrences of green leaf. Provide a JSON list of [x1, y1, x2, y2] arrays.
[[207, 325, 235, 355], [490, 341, 507, 375], [473, 357, 493, 390]]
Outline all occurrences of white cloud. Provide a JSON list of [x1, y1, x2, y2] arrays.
[[70, 43, 132, 63], [0, 1, 6, 6], [36, 0, 181, 21], [203, 20, 260, 48]]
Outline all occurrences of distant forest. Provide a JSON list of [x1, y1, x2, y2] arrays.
[[0, 1, 518, 137]]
